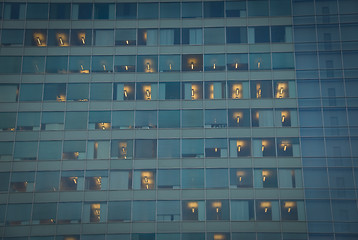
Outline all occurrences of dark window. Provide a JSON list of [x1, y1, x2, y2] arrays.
[[1, 29, 23, 46], [3, 3, 25, 20], [94, 3, 114, 19], [160, 3, 180, 18], [227, 27, 247, 43], [204, 1, 224, 18], [138, 3, 158, 19], [50, 3, 70, 19], [116, 3, 137, 19], [182, 2, 202, 18], [72, 3, 93, 20], [27, 3, 48, 19]]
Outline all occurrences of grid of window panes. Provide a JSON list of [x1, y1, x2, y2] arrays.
[[293, 0, 358, 239], [0, 0, 357, 240]]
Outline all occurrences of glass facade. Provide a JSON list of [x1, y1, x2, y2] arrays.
[[0, 0, 357, 240]]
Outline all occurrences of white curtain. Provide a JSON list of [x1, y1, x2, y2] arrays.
[[253, 139, 263, 157], [279, 169, 292, 188], [147, 30, 158, 46], [95, 30, 114, 46], [259, 110, 273, 127], [213, 82, 222, 99], [159, 83, 166, 100], [229, 140, 238, 157], [231, 201, 250, 220], [254, 169, 263, 188], [184, 83, 192, 100], [189, 29, 202, 45], [160, 29, 174, 45], [87, 141, 109, 160], [271, 201, 279, 220], [116, 83, 124, 100], [110, 171, 130, 190], [248, 28, 255, 44]]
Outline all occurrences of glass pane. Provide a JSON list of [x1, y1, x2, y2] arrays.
[[138, 3, 158, 19], [27, 3, 48, 19], [1, 29, 23, 46], [22, 57, 45, 74], [116, 3, 136, 19], [158, 139, 180, 159], [182, 169, 204, 188], [160, 3, 180, 18], [50, 3, 70, 19]]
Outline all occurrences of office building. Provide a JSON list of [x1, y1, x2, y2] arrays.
[[0, 0, 357, 240]]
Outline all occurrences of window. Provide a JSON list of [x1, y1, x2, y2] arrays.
[[182, 200, 205, 221], [48, 29, 70, 47], [3, 3, 25, 20], [159, 82, 180, 100], [230, 169, 253, 188], [27, 3, 48, 19], [182, 2, 202, 18], [256, 200, 279, 221], [0, 173, 9, 191], [114, 83, 135, 101], [248, 27, 270, 43], [281, 201, 304, 221], [41, 112, 64, 130], [0, 142, 13, 161], [279, 169, 303, 188], [274, 81, 292, 98], [137, 55, 158, 73], [43, 83, 66, 101], [85, 171, 108, 190], [182, 139, 204, 158], [115, 29, 136, 46], [25, 29, 47, 47], [0, 56, 21, 74], [71, 30, 92, 46], [20, 84, 43, 101], [14, 141, 37, 160], [183, 82, 203, 100], [108, 202, 131, 222], [205, 110, 227, 128], [94, 30, 114, 46], [72, 3, 93, 20], [49, 3, 70, 19], [204, 54, 225, 71], [204, 1, 224, 18], [92, 56, 113, 72], [271, 26, 292, 43], [182, 110, 203, 128], [231, 200, 254, 221], [158, 139, 180, 159], [160, 3, 180, 18], [226, 1, 246, 17], [159, 55, 180, 72], [251, 109, 274, 127], [0, 112, 16, 131], [248, 0, 269, 17], [1, 29, 23, 46], [135, 140, 157, 159], [116, 3, 136, 19], [206, 200, 229, 220], [182, 54, 203, 71], [87, 141, 110, 159], [136, 83, 158, 100], [109, 171, 132, 190], [138, 3, 158, 19], [88, 111, 111, 130], [250, 81, 272, 98], [135, 111, 157, 129], [272, 53, 294, 69], [22, 57, 45, 74], [157, 201, 180, 221], [204, 28, 225, 45], [277, 138, 299, 157], [229, 139, 251, 157], [38, 141, 62, 160], [35, 171, 59, 192], [94, 3, 114, 20], [160, 29, 180, 45], [32, 203, 57, 224], [254, 169, 278, 188], [138, 29, 158, 46], [228, 109, 250, 127], [157, 169, 180, 189], [112, 111, 133, 129], [115, 56, 136, 72], [10, 172, 34, 192], [46, 56, 68, 73], [17, 112, 40, 131], [60, 171, 84, 191], [0, 85, 17, 103], [132, 201, 155, 221], [275, 109, 297, 127], [270, 0, 291, 16], [252, 138, 276, 157], [133, 170, 156, 190], [62, 140, 86, 160], [182, 169, 204, 188], [57, 203, 82, 224], [111, 140, 133, 160], [227, 27, 247, 44], [158, 110, 180, 128], [206, 169, 228, 188], [83, 202, 107, 223], [6, 204, 31, 225], [90, 83, 112, 100], [69, 56, 91, 73], [182, 28, 202, 45]]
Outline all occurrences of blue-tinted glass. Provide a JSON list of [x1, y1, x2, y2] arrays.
[[182, 2, 202, 18], [116, 3, 136, 19], [27, 3, 48, 19], [50, 3, 70, 19], [138, 3, 158, 19], [204, 1, 224, 18]]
